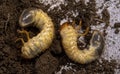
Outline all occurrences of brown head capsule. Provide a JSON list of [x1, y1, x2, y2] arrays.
[[60, 22, 104, 64]]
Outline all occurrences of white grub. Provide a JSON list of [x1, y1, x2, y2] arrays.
[[19, 9, 54, 59], [60, 23, 104, 64]]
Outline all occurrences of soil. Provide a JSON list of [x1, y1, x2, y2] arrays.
[[0, 0, 119, 74], [114, 23, 120, 34]]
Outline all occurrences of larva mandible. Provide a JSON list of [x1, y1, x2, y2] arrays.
[[18, 8, 54, 59], [60, 22, 105, 64]]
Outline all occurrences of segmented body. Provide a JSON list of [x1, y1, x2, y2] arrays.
[[19, 9, 54, 58], [60, 22, 104, 64]]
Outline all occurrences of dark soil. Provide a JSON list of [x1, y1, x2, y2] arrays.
[[114, 23, 120, 34], [0, 0, 118, 74]]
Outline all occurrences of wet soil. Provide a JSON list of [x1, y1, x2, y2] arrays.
[[0, 0, 119, 74]]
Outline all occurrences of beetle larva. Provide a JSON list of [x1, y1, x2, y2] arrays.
[[18, 8, 54, 59], [60, 22, 104, 64]]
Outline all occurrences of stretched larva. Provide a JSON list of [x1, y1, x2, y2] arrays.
[[60, 22, 104, 64], [19, 9, 54, 59]]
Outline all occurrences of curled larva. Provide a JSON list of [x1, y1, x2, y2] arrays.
[[19, 9, 54, 59], [60, 22, 105, 64]]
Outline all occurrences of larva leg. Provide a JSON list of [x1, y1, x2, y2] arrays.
[[71, 21, 76, 28], [78, 26, 89, 36], [15, 38, 25, 44], [76, 20, 90, 36], [75, 20, 82, 31], [17, 29, 30, 40]]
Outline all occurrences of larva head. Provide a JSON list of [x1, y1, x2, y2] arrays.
[[90, 30, 105, 56], [19, 9, 35, 27]]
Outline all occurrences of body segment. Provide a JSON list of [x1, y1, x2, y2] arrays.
[[19, 9, 54, 59], [60, 22, 104, 64]]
